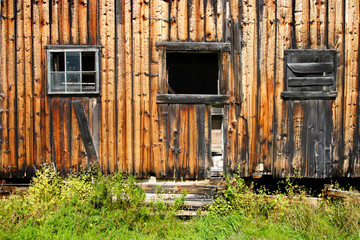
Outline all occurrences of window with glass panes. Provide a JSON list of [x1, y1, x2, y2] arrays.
[[46, 47, 100, 94]]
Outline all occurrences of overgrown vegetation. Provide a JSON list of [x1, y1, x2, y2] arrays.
[[1, 165, 360, 239]]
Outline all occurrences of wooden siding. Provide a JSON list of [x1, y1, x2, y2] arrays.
[[0, 0, 360, 179]]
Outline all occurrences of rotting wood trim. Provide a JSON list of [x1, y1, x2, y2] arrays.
[[281, 91, 338, 100], [288, 77, 335, 87], [156, 94, 230, 104], [45, 45, 103, 49], [71, 100, 98, 165], [284, 49, 337, 55], [156, 42, 231, 52], [287, 62, 334, 73]]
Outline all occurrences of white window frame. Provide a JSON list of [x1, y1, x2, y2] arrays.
[[46, 45, 101, 95]]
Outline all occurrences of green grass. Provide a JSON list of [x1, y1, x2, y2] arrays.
[[1, 165, 360, 240]]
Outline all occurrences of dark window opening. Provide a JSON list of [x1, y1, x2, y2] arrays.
[[166, 52, 219, 94]]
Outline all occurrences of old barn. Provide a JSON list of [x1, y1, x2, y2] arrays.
[[0, 0, 359, 179]]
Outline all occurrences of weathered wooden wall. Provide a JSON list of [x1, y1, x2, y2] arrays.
[[0, 0, 359, 179]]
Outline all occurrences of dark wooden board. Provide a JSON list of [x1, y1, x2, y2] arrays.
[[281, 91, 338, 100], [71, 100, 98, 165], [156, 42, 231, 52], [287, 62, 334, 74], [156, 94, 230, 104], [288, 77, 334, 87]]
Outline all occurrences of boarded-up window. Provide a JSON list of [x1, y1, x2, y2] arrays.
[[281, 49, 337, 100], [46, 46, 101, 95]]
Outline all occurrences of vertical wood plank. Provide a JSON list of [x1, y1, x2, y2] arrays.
[[59, 0, 70, 44], [7, 0, 17, 175], [177, 0, 188, 41], [150, 0, 169, 178], [328, 0, 344, 177], [116, 0, 126, 171], [42, 0, 51, 167], [273, 0, 293, 177], [70, 0, 79, 44], [343, 0, 359, 176], [70, 0, 81, 172], [78, 0, 88, 44], [293, 0, 309, 177], [216, 0, 225, 42], [107, 0, 116, 174], [188, 104, 197, 178], [169, 0, 178, 41], [239, 0, 257, 175], [140, 0, 151, 178], [205, 0, 216, 42], [89, 0, 98, 45], [197, 104, 206, 178], [189, 0, 205, 41], [0, 1, 9, 175], [168, 104, 179, 178], [294, 0, 309, 48], [204, 105, 211, 177], [99, 0, 109, 173], [32, 0, 42, 168], [177, 104, 188, 179], [24, 0, 33, 173], [124, 0, 133, 173], [133, 0, 142, 177], [258, 0, 276, 174], [16, 0, 26, 173]]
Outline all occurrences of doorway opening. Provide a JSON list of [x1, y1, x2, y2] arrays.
[[211, 107, 224, 176]]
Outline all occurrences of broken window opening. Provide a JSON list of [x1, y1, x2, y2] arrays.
[[166, 52, 219, 94], [46, 46, 100, 95]]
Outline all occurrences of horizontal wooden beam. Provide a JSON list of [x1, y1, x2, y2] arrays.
[[285, 49, 337, 55], [281, 91, 338, 100], [156, 94, 230, 104], [156, 42, 231, 52], [287, 62, 334, 73], [288, 77, 334, 87], [45, 45, 102, 49]]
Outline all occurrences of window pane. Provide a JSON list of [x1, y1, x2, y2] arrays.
[[51, 52, 65, 71], [66, 52, 80, 71], [82, 52, 96, 71], [51, 72, 65, 92], [67, 73, 81, 92], [82, 72, 96, 92]]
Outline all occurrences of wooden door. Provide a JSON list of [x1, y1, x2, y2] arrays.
[[161, 104, 212, 179]]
